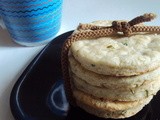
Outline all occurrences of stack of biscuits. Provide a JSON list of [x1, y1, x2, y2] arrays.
[[67, 21, 160, 119]]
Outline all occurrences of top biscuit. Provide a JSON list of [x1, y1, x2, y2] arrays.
[[70, 21, 160, 76]]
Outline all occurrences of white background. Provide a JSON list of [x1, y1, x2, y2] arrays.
[[0, 0, 160, 119]]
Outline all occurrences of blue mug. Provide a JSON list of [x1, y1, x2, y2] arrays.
[[0, 0, 63, 46]]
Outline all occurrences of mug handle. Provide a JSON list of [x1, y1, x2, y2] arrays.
[[0, 16, 6, 29]]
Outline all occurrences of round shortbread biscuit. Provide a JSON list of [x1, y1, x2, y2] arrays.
[[73, 90, 150, 119], [69, 55, 160, 90], [70, 21, 160, 76], [73, 89, 152, 111], [76, 100, 145, 119], [72, 75, 160, 101]]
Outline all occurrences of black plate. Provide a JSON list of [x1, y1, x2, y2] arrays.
[[10, 31, 160, 120]]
